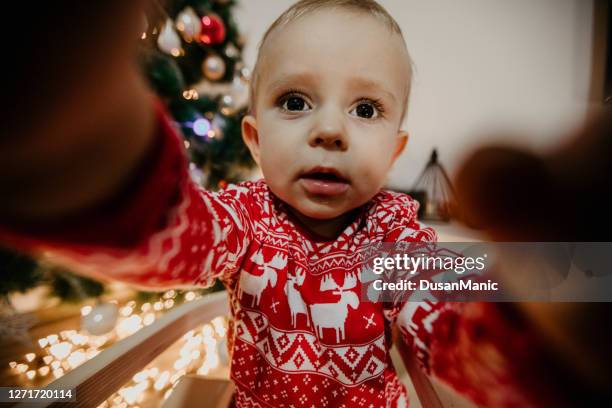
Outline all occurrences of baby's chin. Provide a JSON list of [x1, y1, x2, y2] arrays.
[[286, 195, 367, 221], [292, 204, 348, 220]]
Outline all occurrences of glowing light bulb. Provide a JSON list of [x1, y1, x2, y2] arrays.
[[120, 306, 133, 317], [133, 370, 148, 383], [193, 118, 211, 137], [212, 317, 227, 337], [49, 342, 72, 360], [143, 313, 155, 326], [154, 371, 170, 390], [67, 350, 86, 369], [202, 324, 214, 339]]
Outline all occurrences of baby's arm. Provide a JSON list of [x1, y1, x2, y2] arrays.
[[0, 2, 251, 289], [0, 103, 252, 290], [394, 301, 571, 407], [383, 199, 568, 407]]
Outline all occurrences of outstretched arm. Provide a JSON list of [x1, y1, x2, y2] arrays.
[[0, 101, 253, 290], [381, 198, 572, 407], [0, 2, 252, 290]]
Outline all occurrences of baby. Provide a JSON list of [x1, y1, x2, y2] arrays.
[[241, 0, 413, 241], [0, 1, 569, 407]]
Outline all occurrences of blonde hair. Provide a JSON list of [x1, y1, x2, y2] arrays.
[[248, 0, 413, 123]]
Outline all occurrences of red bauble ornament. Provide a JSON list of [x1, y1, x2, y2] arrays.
[[199, 13, 226, 45]]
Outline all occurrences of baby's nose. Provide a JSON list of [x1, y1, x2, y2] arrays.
[[308, 111, 348, 151]]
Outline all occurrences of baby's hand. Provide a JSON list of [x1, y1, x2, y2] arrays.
[[0, 1, 155, 222]]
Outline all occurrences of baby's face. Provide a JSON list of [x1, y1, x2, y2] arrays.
[[242, 10, 411, 220]]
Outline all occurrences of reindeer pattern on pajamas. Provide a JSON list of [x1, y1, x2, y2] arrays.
[[203, 178, 434, 408]]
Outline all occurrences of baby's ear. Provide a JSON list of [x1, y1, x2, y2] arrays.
[[392, 131, 409, 162], [241, 115, 261, 165]]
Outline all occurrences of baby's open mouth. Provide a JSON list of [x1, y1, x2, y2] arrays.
[[299, 167, 350, 196], [303, 172, 345, 182]]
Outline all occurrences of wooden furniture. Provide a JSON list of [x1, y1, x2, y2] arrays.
[[162, 376, 235, 408], [13, 291, 229, 408]]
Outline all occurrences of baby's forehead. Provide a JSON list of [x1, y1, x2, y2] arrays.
[[253, 9, 411, 98], [260, 8, 407, 62]]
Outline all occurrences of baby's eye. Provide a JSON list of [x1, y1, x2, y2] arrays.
[[350, 101, 381, 119], [280, 95, 310, 112]]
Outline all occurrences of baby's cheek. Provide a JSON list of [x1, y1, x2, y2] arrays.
[[261, 149, 293, 179], [353, 161, 388, 192]]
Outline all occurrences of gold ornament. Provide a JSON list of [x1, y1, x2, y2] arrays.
[[202, 55, 226, 81]]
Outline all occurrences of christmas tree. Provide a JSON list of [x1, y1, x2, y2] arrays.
[[143, 0, 254, 190]]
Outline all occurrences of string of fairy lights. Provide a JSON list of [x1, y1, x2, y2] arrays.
[[7, 290, 229, 407]]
